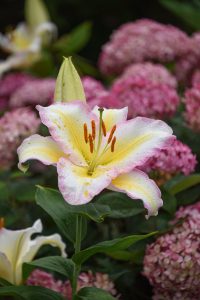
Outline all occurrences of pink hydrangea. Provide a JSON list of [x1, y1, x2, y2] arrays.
[[9, 79, 55, 108], [26, 269, 64, 294], [110, 75, 179, 119], [0, 73, 33, 98], [27, 269, 119, 299], [142, 139, 197, 176], [99, 19, 192, 75], [175, 32, 200, 84], [81, 76, 119, 109], [0, 108, 40, 170], [121, 62, 177, 88], [184, 84, 200, 131], [143, 202, 200, 300]]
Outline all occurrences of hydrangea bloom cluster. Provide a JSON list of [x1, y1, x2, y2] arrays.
[[175, 32, 200, 84], [0, 72, 32, 109], [184, 83, 200, 131], [143, 202, 200, 300], [120, 62, 177, 88], [27, 269, 119, 299], [99, 19, 192, 75], [110, 71, 179, 119], [9, 78, 55, 108], [0, 108, 40, 170], [142, 139, 197, 176]]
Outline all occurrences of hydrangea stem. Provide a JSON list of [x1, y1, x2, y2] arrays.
[[72, 215, 82, 299]]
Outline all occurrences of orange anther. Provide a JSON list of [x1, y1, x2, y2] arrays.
[[91, 120, 96, 140], [108, 125, 116, 144], [0, 218, 4, 229], [111, 136, 116, 152], [102, 121, 106, 136], [83, 123, 88, 143], [89, 134, 94, 153]]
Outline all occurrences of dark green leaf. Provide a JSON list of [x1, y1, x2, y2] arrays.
[[75, 287, 115, 300], [72, 232, 156, 265], [161, 189, 177, 214], [0, 285, 65, 300], [54, 22, 92, 54], [23, 256, 75, 285], [164, 174, 200, 195], [35, 186, 110, 242], [0, 277, 12, 286], [96, 192, 144, 218], [159, 0, 200, 29]]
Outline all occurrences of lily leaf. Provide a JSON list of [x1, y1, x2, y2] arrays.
[[0, 285, 65, 300], [72, 232, 156, 265], [164, 174, 200, 195], [75, 287, 116, 300]]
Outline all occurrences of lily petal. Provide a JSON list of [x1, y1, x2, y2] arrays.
[[37, 102, 97, 166], [92, 106, 128, 131], [57, 157, 117, 205], [15, 220, 66, 285], [17, 134, 65, 172], [110, 169, 163, 218], [99, 117, 174, 173], [0, 252, 13, 283]]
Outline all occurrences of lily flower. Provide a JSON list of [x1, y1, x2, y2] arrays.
[[18, 101, 174, 218], [0, 219, 66, 285], [0, 0, 57, 74]]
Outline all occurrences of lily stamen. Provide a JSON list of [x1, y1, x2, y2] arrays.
[[108, 125, 116, 144], [102, 121, 107, 136], [91, 120, 96, 140], [0, 218, 4, 229], [89, 134, 94, 153], [83, 123, 88, 143], [111, 136, 116, 152]]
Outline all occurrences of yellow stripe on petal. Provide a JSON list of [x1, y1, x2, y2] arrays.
[[17, 134, 66, 172], [110, 169, 163, 218]]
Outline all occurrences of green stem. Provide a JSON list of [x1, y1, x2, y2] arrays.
[[72, 215, 82, 299]]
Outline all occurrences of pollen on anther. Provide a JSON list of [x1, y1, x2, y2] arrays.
[[89, 134, 94, 153], [0, 218, 4, 229], [111, 136, 116, 152], [108, 125, 116, 144], [83, 123, 88, 143], [102, 121, 106, 136], [91, 120, 96, 140]]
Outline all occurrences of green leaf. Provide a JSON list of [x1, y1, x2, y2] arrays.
[[164, 174, 200, 195], [0, 277, 12, 286], [25, 0, 50, 29], [72, 232, 156, 265], [35, 186, 110, 242], [75, 287, 115, 300], [96, 192, 144, 218], [0, 285, 65, 300], [54, 57, 86, 102], [161, 189, 177, 214], [159, 0, 200, 29], [54, 22, 92, 54], [23, 256, 75, 285]]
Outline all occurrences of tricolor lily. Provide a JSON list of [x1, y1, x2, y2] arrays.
[[0, 218, 66, 285], [18, 101, 174, 217]]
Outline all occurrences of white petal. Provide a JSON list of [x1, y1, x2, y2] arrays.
[[17, 134, 66, 171], [110, 169, 163, 218], [92, 106, 128, 131], [57, 158, 117, 205], [37, 102, 97, 166], [99, 117, 174, 173], [0, 252, 13, 283]]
